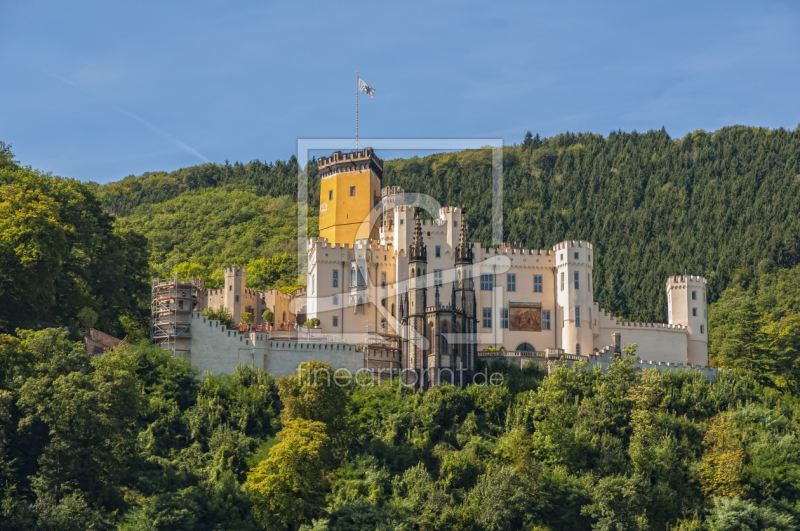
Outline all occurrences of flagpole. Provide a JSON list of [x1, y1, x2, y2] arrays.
[[356, 70, 359, 152]]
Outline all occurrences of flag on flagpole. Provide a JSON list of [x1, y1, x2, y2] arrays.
[[358, 78, 375, 98]]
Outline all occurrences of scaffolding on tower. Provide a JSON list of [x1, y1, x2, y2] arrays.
[[150, 274, 204, 356]]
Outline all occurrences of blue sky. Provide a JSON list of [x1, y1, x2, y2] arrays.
[[1, 0, 799, 184]]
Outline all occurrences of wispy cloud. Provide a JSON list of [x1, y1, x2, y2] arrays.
[[41, 70, 209, 163]]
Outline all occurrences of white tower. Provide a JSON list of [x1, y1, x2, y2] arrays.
[[667, 275, 708, 366], [224, 266, 246, 324], [554, 241, 595, 355]]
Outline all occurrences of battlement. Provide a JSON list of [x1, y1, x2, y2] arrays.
[[667, 275, 708, 285], [598, 307, 687, 331], [552, 240, 594, 251], [420, 219, 447, 228], [381, 186, 404, 197], [224, 266, 246, 277], [354, 239, 393, 252], [480, 246, 552, 256], [308, 237, 352, 251], [318, 147, 383, 179]]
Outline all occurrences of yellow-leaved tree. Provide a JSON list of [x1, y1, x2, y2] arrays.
[[697, 412, 746, 499], [246, 418, 330, 531], [277, 360, 352, 457]]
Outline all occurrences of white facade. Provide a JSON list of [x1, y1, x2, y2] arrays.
[[306, 203, 709, 367]]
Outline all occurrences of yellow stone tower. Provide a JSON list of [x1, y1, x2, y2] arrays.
[[318, 147, 383, 245]]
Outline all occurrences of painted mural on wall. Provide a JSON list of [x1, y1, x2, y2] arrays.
[[509, 304, 541, 332]]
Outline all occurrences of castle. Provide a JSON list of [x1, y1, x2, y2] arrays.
[[151, 147, 714, 386]]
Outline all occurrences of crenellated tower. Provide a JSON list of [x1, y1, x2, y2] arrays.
[[224, 266, 246, 324], [667, 275, 708, 366], [554, 241, 594, 355], [318, 148, 383, 246]]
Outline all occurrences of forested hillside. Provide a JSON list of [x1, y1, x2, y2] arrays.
[[3, 130, 800, 529], [0, 142, 149, 337], [97, 126, 800, 324], [2, 333, 799, 530]]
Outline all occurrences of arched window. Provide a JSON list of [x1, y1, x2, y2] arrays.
[[381, 318, 387, 329], [333, 295, 339, 306], [442, 324, 449, 353], [282, 311, 286, 321], [357, 297, 363, 307], [516, 343, 536, 352], [411, 268, 415, 277], [391, 303, 395, 317]]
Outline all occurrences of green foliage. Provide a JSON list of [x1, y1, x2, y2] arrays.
[[246, 253, 302, 291], [202, 307, 235, 329], [709, 263, 800, 391], [240, 312, 254, 324], [380, 127, 800, 322], [305, 318, 321, 328], [263, 310, 275, 323], [112, 188, 316, 287], [247, 419, 331, 531], [277, 361, 352, 458], [2, 332, 800, 529], [0, 149, 149, 336]]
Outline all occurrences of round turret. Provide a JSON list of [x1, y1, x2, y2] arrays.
[[666, 275, 708, 366]]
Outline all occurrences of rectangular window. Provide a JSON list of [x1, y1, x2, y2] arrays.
[[574, 271, 580, 290], [328, 190, 333, 200], [482, 308, 492, 328], [229, 285, 232, 291], [178, 300, 183, 309], [350, 186, 356, 196], [454, 220, 458, 227], [692, 308, 697, 316], [561, 307, 564, 328], [542, 310, 551, 330], [480, 274, 493, 291], [507, 274, 516, 292], [561, 272, 564, 291], [333, 295, 339, 305], [235, 295, 239, 302], [575, 306, 581, 327], [333, 316, 338, 327], [574, 252, 579, 260], [400, 219, 404, 225], [700, 325, 704, 334], [534, 275, 543, 292], [589, 309, 592, 327], [588, 273, 592, 291], [434, 269, 443, 287], [692, 291, 697, 300], [500, 308, 509, 329], [435, 245, 441, 258], [357, 268, 365, 287], [381, 271, 387, 288], [333, 269, 339, 288], [576, 343, 581, 355]]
